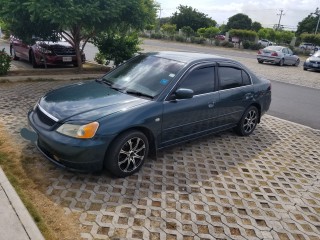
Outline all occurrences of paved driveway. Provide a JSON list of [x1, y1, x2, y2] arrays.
[[1, 81, 320, 240]]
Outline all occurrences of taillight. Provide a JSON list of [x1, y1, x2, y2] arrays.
[[271, 52, 278, 56]]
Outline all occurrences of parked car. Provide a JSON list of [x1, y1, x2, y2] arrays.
[[299, 42, 319, 52], [27, 51, 271, 177], [10, 36, 85, 68], [215, 35, 225, 41], [257, 46, 300, 66], [258, 39, 272, 47], [303, 50, 320, 71]]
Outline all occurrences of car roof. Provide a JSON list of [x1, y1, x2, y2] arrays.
[[146, 51, 228, 64]]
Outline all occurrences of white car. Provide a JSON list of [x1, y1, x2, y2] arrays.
[[258, 39, 271, 47], [299, 43, 319, 52]]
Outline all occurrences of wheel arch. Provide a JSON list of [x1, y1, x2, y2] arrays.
[[104, 126, 157, 160], [249, 103, 261, 123]]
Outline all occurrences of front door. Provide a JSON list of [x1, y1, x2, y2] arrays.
[[161, 64, 220, 147]]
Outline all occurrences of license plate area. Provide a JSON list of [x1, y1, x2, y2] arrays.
[[313, 63, 318, 67], [63, 57, 72, 62]]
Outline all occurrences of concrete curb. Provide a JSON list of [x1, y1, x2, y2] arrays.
[[0, 167, 45, 240]]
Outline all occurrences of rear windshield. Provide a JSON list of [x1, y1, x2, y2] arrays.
[[265, 46, 282, 51]]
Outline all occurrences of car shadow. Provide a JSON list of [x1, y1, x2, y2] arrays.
[[19, 119, 281, 216]]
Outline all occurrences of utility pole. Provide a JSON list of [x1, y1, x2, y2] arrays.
[[158, 4, 163, 32], [314, 7, 320, 34], [277, 9, 285, 30]]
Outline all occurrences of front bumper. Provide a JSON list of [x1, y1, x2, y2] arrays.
[[28, 110, 114, 172], [304, 62, 320, 70], [35, 53, 86, 66]]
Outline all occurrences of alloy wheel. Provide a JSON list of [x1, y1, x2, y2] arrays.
[[243, 109, 258, 134], [118, 137, 146, 173]]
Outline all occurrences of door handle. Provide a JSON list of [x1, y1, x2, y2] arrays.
[[245, 93, 253, 100], [208, 101, 215, 108]]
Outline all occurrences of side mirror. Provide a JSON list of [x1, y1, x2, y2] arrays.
[[175, 88, 194, 99]]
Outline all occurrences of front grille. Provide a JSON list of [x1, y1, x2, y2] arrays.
[[310, 61, 320, 64], [50, 45, 76, 55], [35, 106, 56, 127]]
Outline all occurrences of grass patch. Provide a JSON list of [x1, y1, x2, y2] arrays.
[[0, 126, 81, 240]]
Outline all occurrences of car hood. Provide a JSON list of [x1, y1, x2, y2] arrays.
[[307, 56, 320, 62], [38, 81, 149, 122]]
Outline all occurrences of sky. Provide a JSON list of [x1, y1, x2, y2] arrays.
[[157, 0, 320, 30]]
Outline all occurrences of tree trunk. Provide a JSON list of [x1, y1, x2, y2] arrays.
[[75, 42, 83, 72]]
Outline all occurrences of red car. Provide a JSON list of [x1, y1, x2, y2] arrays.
[[10, 36, 85, 68]]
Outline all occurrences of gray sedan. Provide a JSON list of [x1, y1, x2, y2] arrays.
[[257, 46, 300, 66]]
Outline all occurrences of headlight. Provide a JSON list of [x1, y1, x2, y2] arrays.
[[56, 122, 99, 139], [305, 58, 310, 63], [36, 45, 52, 54]]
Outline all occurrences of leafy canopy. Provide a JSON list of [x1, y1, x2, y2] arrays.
[[296, 13, 319, 36], [171, 5, 216, 31], [226, 13, 252, 31]]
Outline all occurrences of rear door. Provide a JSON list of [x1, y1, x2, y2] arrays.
[[214, 63, 254, 127], [161, 64, 219, 147]]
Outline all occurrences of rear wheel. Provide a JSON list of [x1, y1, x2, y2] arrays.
[[235, 106, 259, 136], [105, 130, 149, 178], [278, 58, 284, 66]]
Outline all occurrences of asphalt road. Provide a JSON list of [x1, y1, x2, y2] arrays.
[[1, 39, 320, 130]]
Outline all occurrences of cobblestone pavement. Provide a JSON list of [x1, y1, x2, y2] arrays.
[[141, 40, 320, 90], [1, 81, 320, 240]]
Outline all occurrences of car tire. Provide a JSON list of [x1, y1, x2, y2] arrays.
[[30, 51, 38, 68], [258, 60, 263, 64], [294, 59, 300, 67], [278, 59, 284, 66], [235, 106, 259, 136], [303, 67, 308, 71], [105, 130, 149, 178]]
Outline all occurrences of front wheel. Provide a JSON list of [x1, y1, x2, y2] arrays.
[[105, 130, 149, 178], [258, 59, 263, 64], [294, 59, 300, 67], [235, 106, 259, 136]]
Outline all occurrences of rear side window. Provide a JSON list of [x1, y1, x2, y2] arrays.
[[219, 67, 251, 90], [179, 66, 215, 95]]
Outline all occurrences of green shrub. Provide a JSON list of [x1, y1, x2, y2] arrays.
[[150, 33, 163, 39], [94, 52, 105, 64], [250, 43, 262, 50], [221, 41, 234, 48], [242, 40, 251, 49], [0, 48, 11, 75], [175, 35, 185, 42], [190, 37, 206, 44], [214, 40, 220, 46]]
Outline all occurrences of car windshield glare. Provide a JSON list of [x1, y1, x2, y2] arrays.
[[102, 55, 186, 98]]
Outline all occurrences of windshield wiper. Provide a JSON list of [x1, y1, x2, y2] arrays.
[[126, 90, 154, 99], [96, 79, 124, 92]]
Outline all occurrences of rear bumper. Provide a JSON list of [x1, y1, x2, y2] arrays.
[[257, 56, 280, 64]]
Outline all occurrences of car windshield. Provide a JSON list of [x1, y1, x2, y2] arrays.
[[102, 55, 186, 99]]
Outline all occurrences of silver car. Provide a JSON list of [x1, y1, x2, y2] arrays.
[[257, 46, 300, 66]]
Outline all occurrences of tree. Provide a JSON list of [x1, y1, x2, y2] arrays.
[[181, 26, 195, 38], [162, 23, 177, 39], [204, 27, 219, 44], [258, 28, 277, 41], [226, 13, 252, 31], [275, 31, 295, 44], [251, 22, 262, 32], [0, 0, 158, 70], [296, 14, 319, 36], [300, 33, 320, 46], [197, 28, 206, 37], [229, 29, 257, 47], [93, 31, 141, 66], [171, 5, 216, 31]]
